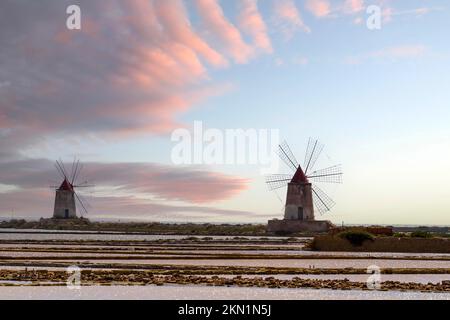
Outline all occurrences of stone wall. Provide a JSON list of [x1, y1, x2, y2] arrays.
[[267, 219, 333, 233]]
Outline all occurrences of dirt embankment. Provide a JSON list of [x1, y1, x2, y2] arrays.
[[1, 270, 449, 292]]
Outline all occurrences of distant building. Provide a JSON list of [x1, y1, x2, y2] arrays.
[[53, 178, 77, 219]]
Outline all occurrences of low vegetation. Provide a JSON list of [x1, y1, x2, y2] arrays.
[[0, 218, 268, 236], [337, 230, 375, 246], [311, 233, 450, 253], [410, 231, 432, 238]]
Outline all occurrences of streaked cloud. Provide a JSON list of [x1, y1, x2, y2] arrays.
[[238, 0, 273, 53], [273, 0, 311, 39], [194, 0, 253, 63], [345, 45, 428, 64], [0, 0, 271, 149], [305, 0, 331, 18], [0, 190, 259, 222], [342, 0, 365, 14], [0, 158, 250, 204]]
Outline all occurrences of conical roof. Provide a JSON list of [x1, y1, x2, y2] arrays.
[[291, 167, 309, 184], [58, 178, 74, 192]]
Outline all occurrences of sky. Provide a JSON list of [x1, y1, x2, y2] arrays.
[[0, 0, 449, 225]]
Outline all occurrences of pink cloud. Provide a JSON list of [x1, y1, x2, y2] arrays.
[[343, 0, 365, 14], [0, 190, 257, 222], [153, 0, 228, 68], [194, 0, 253, 63], [383, 6, 394, 23], [238, 0, 273, 53], [305, 0, 331, 18], [0, 0, 245, 147], [274, 0, 311, 38], [0, 159, 250, 205], [0, 0, 274, 151]]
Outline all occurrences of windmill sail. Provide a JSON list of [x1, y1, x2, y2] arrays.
[[307, 165, 343, 184], [278, 140, 300, 172], [265, 174, 292, 190], [74, 192, 89, 215], [303, 138, 324, 175], [311, 185, 336, 215]]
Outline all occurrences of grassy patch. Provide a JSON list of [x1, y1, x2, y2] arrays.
[[410, 231, 432, 238], [0, 219, 268, 236]]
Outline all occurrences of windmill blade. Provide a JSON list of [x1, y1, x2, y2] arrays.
[[73, 184, 95, 188], [73, 179, 95, 188], [307, 165, 343, 184], [303, 138, 324, 175], [54, 161, 67, 179], [69, 157, 76, 184], [278, 141, 299, 172], [312, 185, 336, 215], [73, 162, 84, 185], [265, 174, 291, 191], [74, 192, 88, 215], [71, 160, 80, 184], [59, 159, 69, 179]]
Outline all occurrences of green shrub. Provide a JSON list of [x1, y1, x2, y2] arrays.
[[393, 232, 408, 238], [410, 231, 432, 238], [338, 230, 375, 246]]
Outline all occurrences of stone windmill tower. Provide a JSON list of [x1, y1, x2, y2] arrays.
[[52, 160, 90, 219], [266, 139, 342, 232]]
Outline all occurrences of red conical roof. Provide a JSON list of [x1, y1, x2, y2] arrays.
[[291, 167, 309, 184], [58, 178, 74, 192]]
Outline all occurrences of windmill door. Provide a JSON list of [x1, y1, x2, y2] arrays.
[[297, 207, 304, 220], [64, 209, 69, 219]]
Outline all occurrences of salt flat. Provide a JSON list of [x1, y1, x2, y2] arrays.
[[0, 285, 448, 300]]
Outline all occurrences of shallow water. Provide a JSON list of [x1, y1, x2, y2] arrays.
[[0, 229, 298, 242], [1, 242, 448, 260], [0, 251, 171, 258], [0, 285, 448, 300], [72, 258, 450, 269]]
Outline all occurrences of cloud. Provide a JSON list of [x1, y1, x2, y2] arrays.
[[368, 0, 444, 25], [388, 6, 444, 20], [343, 0, 365, 14], [152, 0, 228, 68], [0, 190, 261, 222], [238, 0, 273, 53], [86, 196, 263, 221], [194, 0, 253, 63], [293, 56, 309, 65], [273, 0, 311, 39], [371, 45, 427, 58], [305, 0, 331, 18], [0, 158, 250, 204], [0, 157, 252, 221], [0, 0, 272, 159], [345, 45, 428, 64]]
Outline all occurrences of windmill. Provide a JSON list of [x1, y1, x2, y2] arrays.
[[266, 138, 342, 222], [51, 159, 92, 219]]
